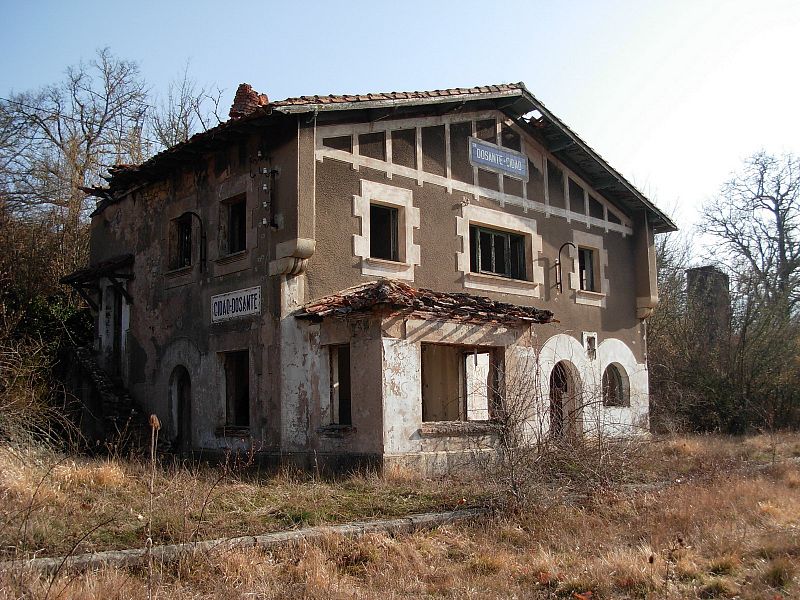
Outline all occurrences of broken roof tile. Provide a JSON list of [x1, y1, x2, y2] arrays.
[[295, 279, 554, 327]]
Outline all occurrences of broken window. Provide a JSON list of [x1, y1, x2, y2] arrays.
[[578, 247, 597, 292], [602, 364, 629, 407], [585, 334, 597, 360], [224, 350, 250, 427], [469, 225, 526, 280], [220, 194, 247, 256], [421, 344, 494, 422], [370, 204, 399, 261], [169, 213, 193, 270], [328, 344, 352, 426]]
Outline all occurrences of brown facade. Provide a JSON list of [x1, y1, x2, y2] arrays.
[[69, 83, 675, 470]]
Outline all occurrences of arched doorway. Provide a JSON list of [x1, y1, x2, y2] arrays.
[[549, 361, 581, 438], [170, 366, 192, 454]]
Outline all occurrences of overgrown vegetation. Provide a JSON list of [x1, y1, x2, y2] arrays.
[[2, 434, 798, 598], [0, 49, 218, 448], [649, 152, 800, 434]]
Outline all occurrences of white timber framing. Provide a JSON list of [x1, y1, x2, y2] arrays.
[[315, 110, 633, 236]]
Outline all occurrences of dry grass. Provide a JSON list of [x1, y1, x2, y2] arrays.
[[1, 433, 799, 598], [0, 445, 484, 560]]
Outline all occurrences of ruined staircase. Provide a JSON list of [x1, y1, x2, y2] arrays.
[[69, 347, 171, 454]]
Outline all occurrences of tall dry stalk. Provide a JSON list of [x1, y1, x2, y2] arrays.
[[147, 414, 160, 600]]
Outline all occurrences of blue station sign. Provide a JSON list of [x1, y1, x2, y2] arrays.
[[469, 137, 529, 182]]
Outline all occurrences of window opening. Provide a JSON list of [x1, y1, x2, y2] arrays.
[[224, 350, 250, 427], [370, 204, 399, 261], [578, 247, 597, 292], [329, 345, 352, 425], [469, 225, 526, 279], [549, 362, 569, 438], [602, 364, 628, 407], [228, 197, 247, 254], [170, 213, 193, 269], [585, 335, 597, 360], [421, 344, 493, 422]]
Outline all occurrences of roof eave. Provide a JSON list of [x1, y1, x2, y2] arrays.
[[512, 86, 677, 233]]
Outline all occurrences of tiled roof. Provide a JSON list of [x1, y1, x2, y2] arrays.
[[295, 279, 554, 327], [270, 84, 524, 107]]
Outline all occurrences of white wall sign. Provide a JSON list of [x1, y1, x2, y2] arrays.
[[211, 286, 261, 323]]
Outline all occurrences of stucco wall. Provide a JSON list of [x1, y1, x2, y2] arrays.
[[308, 110, 648, 364]]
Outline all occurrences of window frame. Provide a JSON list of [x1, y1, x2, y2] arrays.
[[456, 204, 543, 297], [578, 246, 597, 292], [328, 344, 353, 426], [169, 213, 193, 270], [353, 179, 420, 281], [602, 363, 630, 407], [222, 350, 250, 428], [220, 193, 248, 258], [469, 224, 527, 280], [568, 230, 609, 307], [420, 343, 498, 423], [369, 203, 400, 262]]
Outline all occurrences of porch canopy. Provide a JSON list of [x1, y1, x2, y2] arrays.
[[295, 279, 555, 327]]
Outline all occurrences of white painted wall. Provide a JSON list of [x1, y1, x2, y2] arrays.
[[382, 337, 422, 455], [535, 333, 649, 438], [279, 274, 314, 450]]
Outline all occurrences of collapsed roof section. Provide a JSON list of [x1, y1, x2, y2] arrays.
[[84, 82, 677, 233], [295, 279, 555, 327]]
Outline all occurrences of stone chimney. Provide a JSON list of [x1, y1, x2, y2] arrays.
[[686, 265, 731, 367], [229, 84, 269, 120]]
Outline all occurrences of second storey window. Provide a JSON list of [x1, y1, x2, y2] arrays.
[[370, 204, 399, 261], [578, 247, 597, 292], [228, 196, 247, 254], [469, 225, 526, 280], [220, 194, 247, 256], [169, 213, 192, 270]]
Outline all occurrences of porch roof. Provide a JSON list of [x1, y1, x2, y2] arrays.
[[295, 279, 555, 327]]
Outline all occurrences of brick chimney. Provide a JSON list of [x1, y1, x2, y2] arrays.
[[229, 83, 269, 119]]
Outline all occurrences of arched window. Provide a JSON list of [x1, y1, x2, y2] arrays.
[[602, 364, 629, 407]]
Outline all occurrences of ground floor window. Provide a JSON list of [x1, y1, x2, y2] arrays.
[[329, 344, 352, 425], [602, 363, 629, 407], [421, 343, 495, 422], [223, 350, 250, 427]]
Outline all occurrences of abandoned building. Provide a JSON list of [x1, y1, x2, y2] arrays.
[[63, 82, 676, 470]]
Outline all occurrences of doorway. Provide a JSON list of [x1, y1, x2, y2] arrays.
[[549, 361, 581, 438], [170, 366, 192, 453]]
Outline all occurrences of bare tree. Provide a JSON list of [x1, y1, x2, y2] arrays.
[[149, 64, 224, 150], [701, 152, 800, 312], [0, 48, 149, 271]]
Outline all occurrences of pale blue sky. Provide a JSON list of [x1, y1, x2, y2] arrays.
[[2, 0, 799, 231]]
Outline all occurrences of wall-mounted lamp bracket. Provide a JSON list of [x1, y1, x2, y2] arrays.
[[556, 242, 576, 294]]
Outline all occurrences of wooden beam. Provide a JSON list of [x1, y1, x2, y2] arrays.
[[107, 276, 133, 305]]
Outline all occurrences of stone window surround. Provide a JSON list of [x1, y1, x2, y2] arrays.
[[568, 230, 609, 307], [353, 179, 421, 281], [456, 203, 544, 297]]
